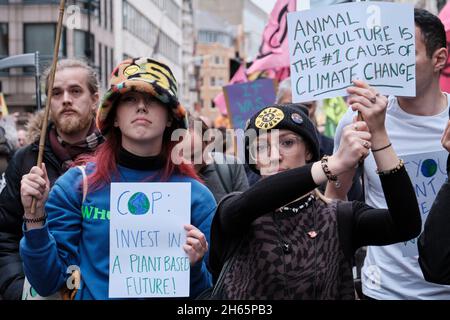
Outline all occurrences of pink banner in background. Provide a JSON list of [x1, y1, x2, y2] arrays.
[[213, 0, 297, 113], [439, 2, 450, 93], [247, 0, 296, 74]]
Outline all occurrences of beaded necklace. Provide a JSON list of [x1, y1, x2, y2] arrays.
[[273, 193, 317, 255], [277, 194, 316, 215], [272, 193, 319, 298]]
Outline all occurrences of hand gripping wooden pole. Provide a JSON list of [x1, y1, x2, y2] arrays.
[[30, 0, 66, 215]]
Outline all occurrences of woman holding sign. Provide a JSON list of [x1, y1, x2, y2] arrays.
[[209, 82, 421, 299], [19, 57, 216, 299]]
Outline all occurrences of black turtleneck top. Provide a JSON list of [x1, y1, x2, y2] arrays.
[[117, 147, 165, 171]]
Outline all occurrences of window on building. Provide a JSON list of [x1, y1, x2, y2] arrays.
[[123, 0, 180, 64], [74, 29, 94, 63], [198, 31, 232, 47], [109, 0, 113, 31], [24, 23, 66, 72], [157, 33, 180, 64], [84, 0, 99, 12], [0, 23, 7, 76], [98, 0, 102, 26], [189, 74, 196, 91], [110, 47, 114, 76], [98, 42, 102, 86], [150, 0, 181, 26], [211, 77, 216, 87], [0, 23, 7, 58], [103, 0, 107, 29], [24, 23, 66, 56], [23, 0, 59, 4], [123, 1, 157, 51], [104, 45, 108, 87]]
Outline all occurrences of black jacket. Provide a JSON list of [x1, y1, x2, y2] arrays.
[[210, 163, 421, 290], [418, 170, 450, 285], [0, 133, 65, 300]]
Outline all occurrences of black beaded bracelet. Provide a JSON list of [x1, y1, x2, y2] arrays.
[[23, 214, 47, 224], [376, 159, 405, 176], [321, 156, 341, 188]]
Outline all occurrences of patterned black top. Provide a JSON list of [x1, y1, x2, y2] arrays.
[[209, 163, 421, 300]]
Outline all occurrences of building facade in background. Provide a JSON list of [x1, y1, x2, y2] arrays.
[[195, 0, 268, 62], [0, 0, 114, 117], [114, 0, 183, 94], [195, 9, 235, 119], [0, 0, 447, 121], [0, 0, 185, 118], [193, 0, 268, 118], [181, 0, 196, 110]]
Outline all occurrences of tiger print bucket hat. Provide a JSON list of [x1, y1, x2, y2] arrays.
[[96, 57, 188, 135]]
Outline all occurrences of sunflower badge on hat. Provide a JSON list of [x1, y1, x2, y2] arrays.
[[255, 107, 285, 130], [97, 57, 187, 135]]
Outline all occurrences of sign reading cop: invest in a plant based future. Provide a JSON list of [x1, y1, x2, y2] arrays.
[[287, 2, 415, 103], [109, 183, 191, 298]]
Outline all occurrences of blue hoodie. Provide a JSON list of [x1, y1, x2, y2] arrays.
[[20, 165, 216, 300]]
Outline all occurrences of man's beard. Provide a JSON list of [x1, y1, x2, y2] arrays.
[[54, 112, 93, 136]]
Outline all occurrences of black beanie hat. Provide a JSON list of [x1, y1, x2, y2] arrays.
[[245, 103, 320, 173]]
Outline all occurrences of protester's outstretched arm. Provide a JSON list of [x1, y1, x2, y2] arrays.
[[340, 80, 421, 248], [219, 121, 372, 235], [19, 167, 82, 297]]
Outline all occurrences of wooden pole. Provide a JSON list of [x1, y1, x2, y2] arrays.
[[31, 0, 66, 214]]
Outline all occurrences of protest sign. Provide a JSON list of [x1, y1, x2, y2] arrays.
[[401, 150, 448, 257], [109, 183, 191, 298], [287, 2, 415, 103], [223, 79, 276, 129]]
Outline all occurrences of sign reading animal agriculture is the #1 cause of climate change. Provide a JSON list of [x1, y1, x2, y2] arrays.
[[287, 2, 415, 103]]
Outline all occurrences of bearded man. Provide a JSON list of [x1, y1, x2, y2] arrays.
[[0, 59, 103, 300]]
